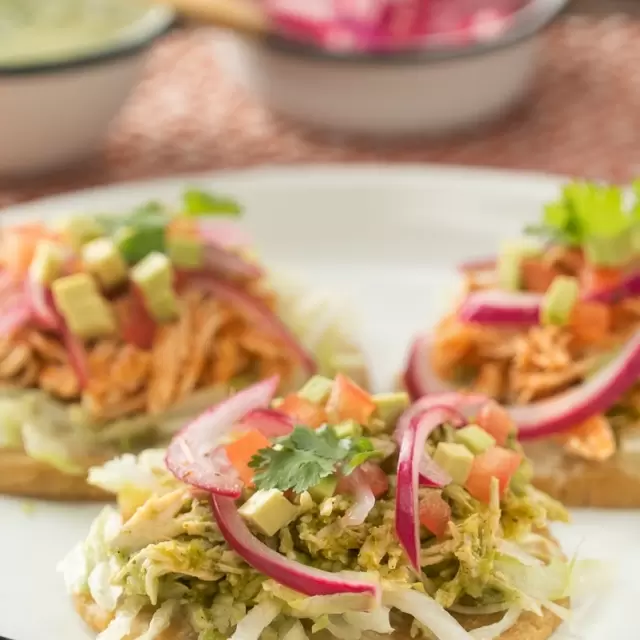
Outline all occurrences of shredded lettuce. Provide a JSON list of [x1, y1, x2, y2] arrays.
[[88, 559, 123, 612], [137, 600, 177, 640], [21, 420, 85, 475], [469, 606, 522, 640], [382, 586, 472, 640], [281, 620, 308, 640], [269, 272, 368, 388], [263, 581, 377, 617], [229, 600, 281, 640], [96, 596, 146, 640]]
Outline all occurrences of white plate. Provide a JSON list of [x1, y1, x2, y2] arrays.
[[0, 165, 636, 639]]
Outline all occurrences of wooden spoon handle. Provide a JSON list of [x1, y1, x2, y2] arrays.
[[162, 0, 270, 36]]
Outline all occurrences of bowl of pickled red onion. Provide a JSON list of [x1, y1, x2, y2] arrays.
[[214, 0, 568, 137]]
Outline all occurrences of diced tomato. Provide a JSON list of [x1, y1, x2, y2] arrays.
[[326, 374, 376, 425], [476, 401, 514, 446], [278, 394, 327, 429], [580, 265, 623, 296], [223, 429, 271, 486], [556, 415, 615, 461], [465, 447, 522, 503], [520, 257, 559, 293], [114, 287, 157, 350], [1, 224, 60, 277], [337, 462, 389, 499], [419, 489, 452, 538], [569, 301, 611, 345]]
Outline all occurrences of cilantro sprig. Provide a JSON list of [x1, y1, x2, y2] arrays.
[[183, 187, 243, 217], [524, 180, 640, 267], [249, 425, 378, 494], [91, 188, 242, 264]]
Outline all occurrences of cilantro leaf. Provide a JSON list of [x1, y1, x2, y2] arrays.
[[249, 425, 379, 494], [525, 180, 640, 266], [183, 188, 242, 217]]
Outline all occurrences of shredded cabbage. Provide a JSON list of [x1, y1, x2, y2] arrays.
[[469, 606, 522, 640], [87, 449, 169, 495], [229, 600, 281, 640], [57, 506, 123, 599], [137, 600, 177, 640], [281, 620, 308, 640], [88, 559, 122, 612], [269, 272, 368, 386], [96, 596, 146, 640], [21, 420, 84, 474], [382, 586, 473, 640], [263, 581, 376, 616]]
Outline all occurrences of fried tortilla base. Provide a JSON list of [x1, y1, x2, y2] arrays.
[[74, 594, 567, 640], [0, 448, 110, 501], [525, 433, 640, 508]]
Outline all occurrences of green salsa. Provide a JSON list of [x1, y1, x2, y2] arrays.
[[0, 0, 157, 67]]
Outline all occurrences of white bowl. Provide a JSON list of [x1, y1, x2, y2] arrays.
[[215, 0, 567, 138], [0, 7, 174, 178]]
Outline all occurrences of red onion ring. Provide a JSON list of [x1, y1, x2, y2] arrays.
[[513, 328, 640, 439], [237, 408, 294, 438], [458, 290, 541, 325], [404, 329, 640, 440], [395, 406, 461, 571], [165, 376, 280, 497], [341, 466, 376, 527], [457, 272, 640, 327], [211, 494, 381, 601]]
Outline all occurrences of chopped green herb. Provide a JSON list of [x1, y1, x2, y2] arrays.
[[182, 188, 242, 217], [525, 180, 639, 266], [249, 425, 377, 494]]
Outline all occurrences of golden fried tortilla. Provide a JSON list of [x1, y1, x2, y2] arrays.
[[525, 435, 640, 508], [74, 593, 566, 640], [0, 448, 110, 501]]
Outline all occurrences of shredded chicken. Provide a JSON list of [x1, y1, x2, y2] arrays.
[[0, 285, 295, 422], [435, 247, 640, 460]]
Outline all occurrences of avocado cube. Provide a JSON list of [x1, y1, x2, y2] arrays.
[[455, 425, 496, 454], [166, 235, 204, 269], [433, 442, 474, 485], [82, 238, 128, 290], [497, 241, 540, 291], [29, 240, 63, 285], [509, 458, 532, 495], [308, 475, 338, 502], [51, 273, 116, 339], [57, 216, 104, 250], [373, 392, 410, 427], [238, 489, 298, 537], [541, 275, 580, 327], [298, 375, 334, 404], [333, 420, 362, 440], [131, 252, 179, 322]]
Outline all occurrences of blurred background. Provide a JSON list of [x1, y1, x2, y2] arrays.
[[0, 0, 639, 204]]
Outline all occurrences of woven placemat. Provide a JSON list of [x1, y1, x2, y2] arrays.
[[2, 15, 640, 206]]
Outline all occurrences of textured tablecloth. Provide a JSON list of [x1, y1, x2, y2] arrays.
[[2, 14, 640, 206]]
